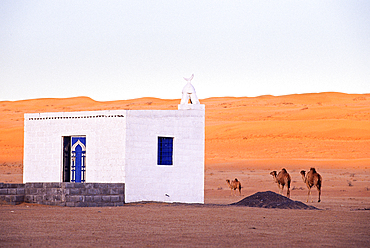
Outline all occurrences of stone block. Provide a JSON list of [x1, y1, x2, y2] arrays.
[[70, 196, 83, 202], [74, 183, 84, 188], [36, 188, 45, 195], [17, 188, 25, 195], [3, 184, 22, 188], [109, 188, 119, 195], [93, 196, 102, 202], [47, 188, 58, 195], [33, 183, 44, 188], [43, 183, 52, 188], [0, 189, 7, 195], [99, 184, 109, 189], [65, 183, 75, 188], [2, 184, 12, 188], [80, 188, 87, 195], [25, 183, 33, 188], [44, 195, 53, 202], [8, 189, 17, 195], [14, 195, 24, 202], [76, 202, 88, 207], [108, 183, 121, 188], [24, 195, 34, 203], [69, 188, 80, 195], [53, 195, 62, 201], [84, 184, 94, 189], [87, 188, 99, 195], [101, 188, 109, 195], [26, 188, 37, 195], [66, 202, 75, 207], [118, 188, 124, 195], [110, 195, 120, 202], [102, 196, 111, 202], [45, 182, 61, 188], [103, 202, 115, 207], [15, 184, 25, 188]]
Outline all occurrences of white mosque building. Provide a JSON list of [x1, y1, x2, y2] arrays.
[[23, 76, 205, 204]]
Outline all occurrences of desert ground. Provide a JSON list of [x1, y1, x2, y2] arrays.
[[1, 93, 370, 247]]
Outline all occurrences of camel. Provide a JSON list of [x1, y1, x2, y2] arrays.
[[226, 178, 242, 196], [270, 168, 291, 198], [300, 168, 322, 202]]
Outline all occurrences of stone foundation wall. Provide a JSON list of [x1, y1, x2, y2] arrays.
[[0, 183, 25, 205], [0, 183, 125, 207]]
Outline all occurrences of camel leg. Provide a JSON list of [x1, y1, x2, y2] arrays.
[[281, 185, 285, 196], [317, 186, 321, 202], [277, 184, 281, 195], [287, 187, 290, 198], [307, 188, 311, 202]]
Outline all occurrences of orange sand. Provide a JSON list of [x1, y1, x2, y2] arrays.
[[1, 92, 369, 172]]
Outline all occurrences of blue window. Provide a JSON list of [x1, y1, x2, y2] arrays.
[[158, 137, 173, 165]]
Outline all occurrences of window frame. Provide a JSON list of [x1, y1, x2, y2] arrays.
[[157, 136, 174, 166]]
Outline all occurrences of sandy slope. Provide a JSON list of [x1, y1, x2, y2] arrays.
[[1, 92, 370, 168]]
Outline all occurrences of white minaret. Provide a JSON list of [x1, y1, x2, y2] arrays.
[[178, 74, 204, 110]]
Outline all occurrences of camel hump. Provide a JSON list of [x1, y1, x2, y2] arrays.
[[234, 178, 239, 182], [281, 168, 287, 172], [310, 167, 317, 173]]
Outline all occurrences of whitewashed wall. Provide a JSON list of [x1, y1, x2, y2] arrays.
[[23, 110, 126, 183], [23, 107, 205, 204], [124, 108, 205, 204]]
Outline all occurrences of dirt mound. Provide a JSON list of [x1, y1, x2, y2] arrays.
[[230, 191, 318, 210]]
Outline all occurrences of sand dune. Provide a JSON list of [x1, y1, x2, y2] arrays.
[[1, 92, 369, 170]]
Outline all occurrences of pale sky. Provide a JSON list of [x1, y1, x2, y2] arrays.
[[1, 1, 369, 101]]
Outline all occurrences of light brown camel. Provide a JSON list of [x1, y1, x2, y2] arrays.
[[270, 168, 291, 198], [226, 178, 242, 196], [300, 168, 322, 202]]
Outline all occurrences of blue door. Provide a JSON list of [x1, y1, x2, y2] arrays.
[[71, 137, 86, 183]]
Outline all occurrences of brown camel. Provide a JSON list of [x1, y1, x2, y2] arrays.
[[300, 168, 322, 202], [270, 168, 291, 198], [226, 178, 242, 196]]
